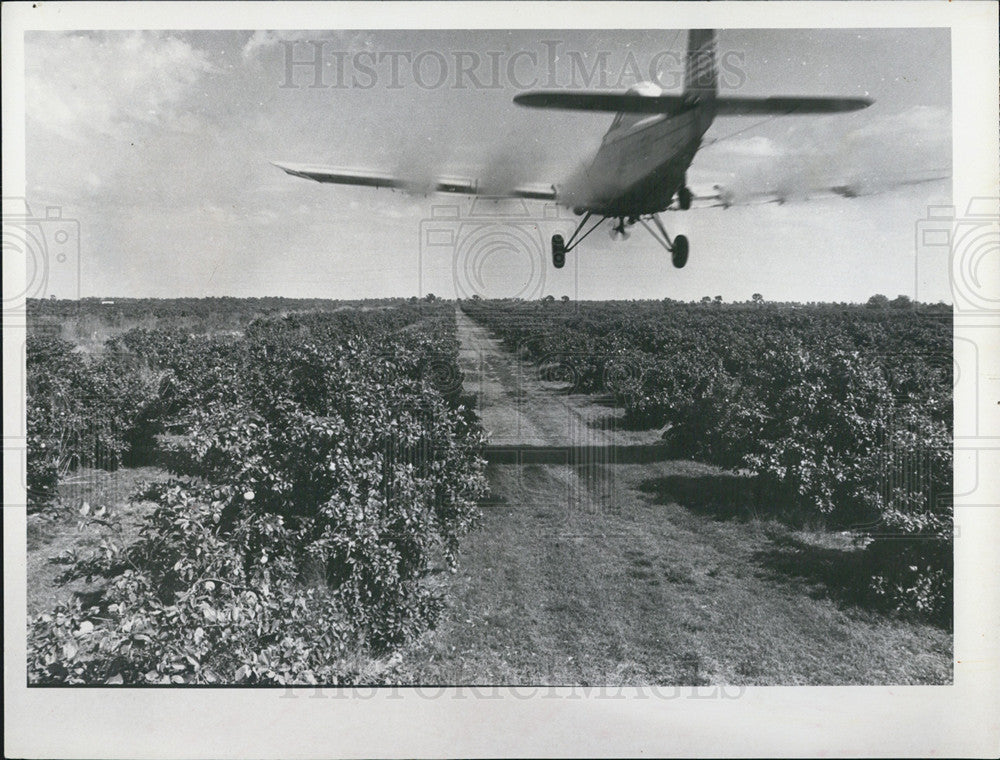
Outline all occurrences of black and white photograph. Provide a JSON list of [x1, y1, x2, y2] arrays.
[[4, 1, 998, 758]]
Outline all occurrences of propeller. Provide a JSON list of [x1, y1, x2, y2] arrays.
[[609, 217, 633, 241]]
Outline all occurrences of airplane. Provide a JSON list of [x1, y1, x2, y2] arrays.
[[273, 29, 873, 270]]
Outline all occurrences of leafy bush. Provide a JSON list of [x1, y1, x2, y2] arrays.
[[29, 305, 489, 683], [29, 484, 358, 685], [739, 348, 894, 526], [866, 407, 952, 622], [26, 336, 160, 511]]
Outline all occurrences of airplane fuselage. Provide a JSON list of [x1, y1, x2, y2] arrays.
[[574, 99, 716, 217]]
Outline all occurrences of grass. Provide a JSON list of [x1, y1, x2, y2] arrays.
[[388, 459, 951, 686], [26, 466, 171, 617], [26, 455, 952, 686]]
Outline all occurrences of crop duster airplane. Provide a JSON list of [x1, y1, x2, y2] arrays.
[[274, 30, 873, 269]]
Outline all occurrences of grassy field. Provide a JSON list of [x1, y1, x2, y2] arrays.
[[377, 310, 951, 685], [27, 467, 172, 618], [387, 460, 952, 685]]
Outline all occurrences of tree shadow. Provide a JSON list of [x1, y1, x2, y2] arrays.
[[585, 405, 667, 433], [638, 476, 953, 629], [486, 442, 676, 465], [637, 472, 764, 522], [755, 533, 952, 629], [752, 533, 874, 609], [639, 472, 824, 527]]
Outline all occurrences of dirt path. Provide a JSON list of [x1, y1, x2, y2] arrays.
[[455, 306, 673, 522], [392, 307, 952, 686], [456, 306, 664, 448]]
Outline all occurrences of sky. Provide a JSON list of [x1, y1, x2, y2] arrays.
[[24, 28, 951, 302]]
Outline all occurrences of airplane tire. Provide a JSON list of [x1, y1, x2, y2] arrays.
[[552, 235, 566, 268], [671, 235, 689, 268], [678, 186, 693, 211]]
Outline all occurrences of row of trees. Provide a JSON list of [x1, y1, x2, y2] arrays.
[[28, 303, 488, 684], [504, 293, 926, 308]]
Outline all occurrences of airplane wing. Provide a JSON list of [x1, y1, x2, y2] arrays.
[[513, 91, 872, 115], [683, 172, 950, 210], [713, 96, 874, 116], [271, 162, 558, 200]]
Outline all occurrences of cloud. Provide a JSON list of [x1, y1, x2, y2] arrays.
[[808, 105, 951, 186], [850, 105, 949, 142], [700, 104, 951, 203], [241, 31, 307, 62], [26, 32, 216, 140], [846, 105, 950, 172], [240, 30, 375, 63]]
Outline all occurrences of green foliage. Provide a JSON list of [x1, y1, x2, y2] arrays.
[[26, 336, 160, 511], [741, 347, 894, 524], [462, 299, 952, 620], [866, 405, 952, 623], [28, 304, 488, 684], [29, 485, 357, 685]]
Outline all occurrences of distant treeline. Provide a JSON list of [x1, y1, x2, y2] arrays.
[[27, 296, 411, 323], [25, 295, 949, 349], [25, 297, 416, 347]]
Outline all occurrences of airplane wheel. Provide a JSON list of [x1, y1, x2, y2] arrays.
[[552, 235, 566, 268], [678, 186, 693, 211], [671, 235, 689, 268]]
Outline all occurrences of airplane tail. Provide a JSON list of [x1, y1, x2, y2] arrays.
[[684, 29, 717, 101], [513, 29, 873, 117]]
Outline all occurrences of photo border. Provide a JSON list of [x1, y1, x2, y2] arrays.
[[4, 2, 998, 757]]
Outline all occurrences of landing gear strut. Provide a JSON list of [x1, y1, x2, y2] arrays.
[[550, 210, 690, 269], [610, 217, 632, 240], [638, 213, 689, 268], [551, 211, 603, 268]]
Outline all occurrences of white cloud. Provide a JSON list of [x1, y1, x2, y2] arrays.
[[241, 31, 306, 62], [850, 105, 949, 144], [26, 32, 216, 140], [240, 30, 375, 63], [701, 104, 951, 202], [816, 105, 951, 185]]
